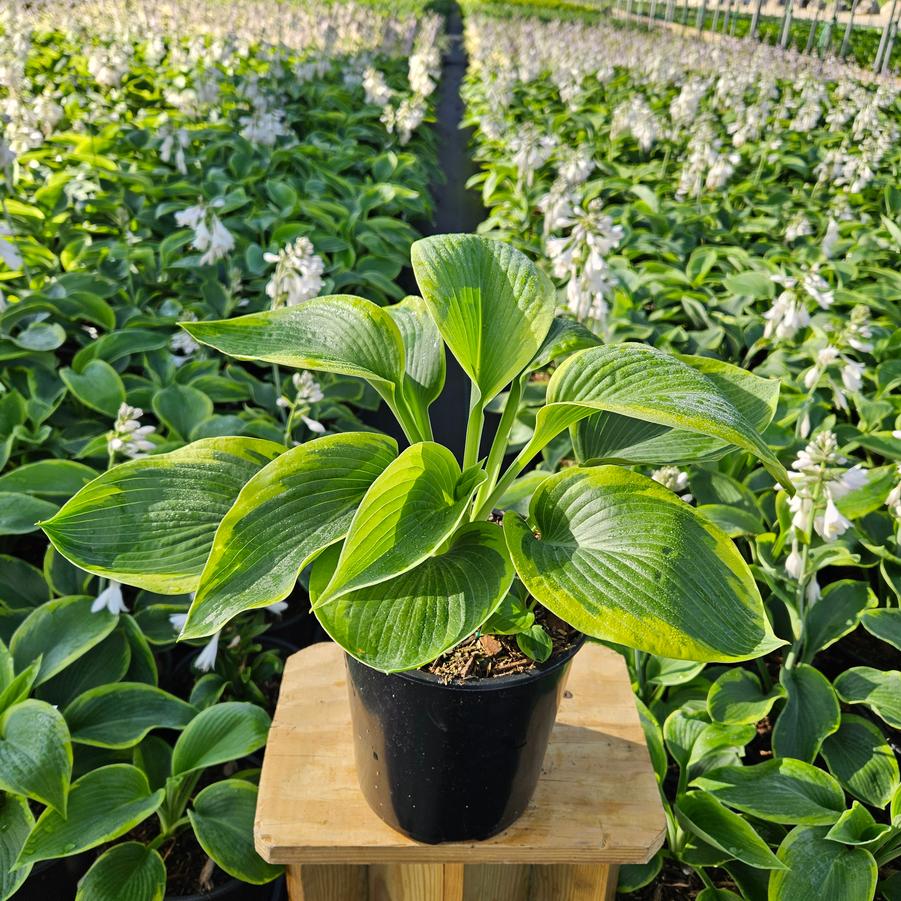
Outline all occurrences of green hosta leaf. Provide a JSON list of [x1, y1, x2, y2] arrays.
[[707, 668, 784, 725], [182, 432, 397, 638], [664, 708, 707, 772], [38, 629, 131, 708], [692, 759, 845, 825], [170, 702, 269, 777], [697, 889, 742, 901], [516, 624, 553, 662], [860, 608, 901, 651], [11, 595, 118, 684], [482, 586, 534, 635], [770, 826, 877, 901], [318, 442, 485, 604], [0, 700, 71, 815], [528, 317, 601, 371], [504, 466, 782, 661], [803, 581, 876, 659], [183, 295, 405, 403], [826, 802, 892, 847], [636, 697, 667, 782], [696, 504, 764, 537], [41, 437, 282, 594], [17, 764, 164, 866], [835, 667, 901, 729], [387, 296, 445, 438], [64, 683, 196, 749], [645, 656, 705, 687], [617, 852, 663, 893], [566, 350, 785, 485], [0, 794, 33, 900], [313, 522, 515, 672], [151, 384, 213, 441], [675, 791, 786, 870], [0, 461, 97, 498], [60, 360, 125, 417], [0, 555, 49, 609], [772, 664, 840, 763], [0, 660, 39, 717], [188, 780, 283, 884], [688, 722, 756, 772], [0, 493, 59, 536], [75, 843, 166, 901], [821, 714, 899, 808], [411, 234, 555, 404]]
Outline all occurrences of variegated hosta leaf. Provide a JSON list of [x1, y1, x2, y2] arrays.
[[548, 344, 790, 488], [41, 438, 283, 594], [411, 234, 555, 405], [312, 522, 515, 672], [573, 353, 780, 466], [181, 433, 398, 639], [528, 316, 602, 372], [387, 296, 446, 440], [317, 442, 485, 605], [182, 295, 405, 394], [503, 466, 784, 661]]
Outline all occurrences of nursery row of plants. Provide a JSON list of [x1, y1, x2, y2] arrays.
[[0, 0, 443, 896], [616, 0, 900, 71], [462, 9, 901, 899]]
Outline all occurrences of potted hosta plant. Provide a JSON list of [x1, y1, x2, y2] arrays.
[[41, 235, 789, 844]]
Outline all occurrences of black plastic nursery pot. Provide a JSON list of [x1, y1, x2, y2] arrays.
[[345, 636, 585, 844]]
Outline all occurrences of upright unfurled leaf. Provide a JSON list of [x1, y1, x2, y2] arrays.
[[317, 442, 485, 604], [0, 794, 33, 901], [188, 780, 283, 885], [549, 344, 790, 488], [772, 664, 840, 762], [64, 683, 196, 749], [183, 295, 406, 403], [692, 759, 845, 826], [504, 466, 783, 661], [40, 438, 283, 594], [834, 667, 901, 729], [16, 765, 164, 866], [411, 234, 555, 404], [0, 700, 72, 815], [821, 714, 899, 808], [11, 596, 117, 685], [75, 843, 166, 901], [387, 296, 446, 438], [313, 522, 515, 672], [170, 702, 269, 777], [675, 791, 786, 869], [182, 433, 397, 639], [769, 827, 877, 901]]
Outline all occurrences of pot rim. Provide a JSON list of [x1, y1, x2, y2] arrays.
[[346, 634, 587, 692]]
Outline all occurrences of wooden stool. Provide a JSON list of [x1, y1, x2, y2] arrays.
[[255, 642, 665, 901]]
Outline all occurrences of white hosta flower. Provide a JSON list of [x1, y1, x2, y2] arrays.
[[784, 541, 804, 580], [199, 216, 235, 266], [293, 370, 324, 405], [108, 403, 156, 460], [265, 237, 325, 309], [92, 580, 128, 615], [239, 108, 290, 146], [840, 360, 864, 393], [169, 612, 188, 633], [886, 468, 901, 519], [508, 126, 556, 187], [762, 291, 810, 342], [267, 601, 289, 615], [821, 218, 840, 259], [804, 346, 839, 390], [176, 200, 234, 266], [193, 631, 221, 673], [828, 465, 868, 500], [806, 574, 821, 605], [785, 215, 813, 242], [651, 466, 693, 502], [801, 269, 833, 309], [814, 494, 852, 542], [159, 126, 190, 175], [363, 67, 393, 106]]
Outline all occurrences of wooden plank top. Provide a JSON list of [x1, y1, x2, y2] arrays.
[[255, 642, 666, 865]]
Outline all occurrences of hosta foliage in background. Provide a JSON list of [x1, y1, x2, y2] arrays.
[[462, 7, 900, 899], [0, 0, 443, 896]]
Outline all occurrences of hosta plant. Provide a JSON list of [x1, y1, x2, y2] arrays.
[[41, 234, 791, 672]]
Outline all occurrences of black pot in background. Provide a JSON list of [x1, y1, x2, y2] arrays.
[[345, 637, 585, 844]]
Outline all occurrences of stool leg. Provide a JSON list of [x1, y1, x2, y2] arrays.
[[369, 864, 462, 901], [287, 864, 368, 900], [529, 864, 619, 901]]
